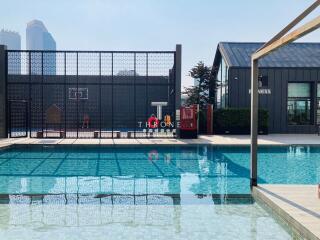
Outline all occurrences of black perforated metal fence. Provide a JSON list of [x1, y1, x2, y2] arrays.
[[6, 50, 177, 138]]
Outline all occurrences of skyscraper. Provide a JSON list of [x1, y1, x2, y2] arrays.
[[0, 29, 21, 50], [26, 20, 56, 75], [0, 30, 21, 74], [26, 20, 56, 51]]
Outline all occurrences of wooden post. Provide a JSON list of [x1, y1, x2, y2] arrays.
[[250, 0, 320, 189], [250, 59, 259, 187]]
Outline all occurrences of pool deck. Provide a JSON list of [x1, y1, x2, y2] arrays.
[[1, 134, 320, 147], [253, 185, 320, 240]]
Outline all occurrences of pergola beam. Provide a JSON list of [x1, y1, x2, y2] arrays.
[[250, 0, 320, 188], [253, 15, 320, 60], [257, 0, 320, 52]]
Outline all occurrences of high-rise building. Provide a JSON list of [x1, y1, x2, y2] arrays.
[[0, 29, 21, 50], [26, 20, 56, 75], [0, 30, 21, 74], [26, 20, 56, 50]]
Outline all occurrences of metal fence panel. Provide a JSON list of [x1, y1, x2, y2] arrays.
[[6, 50, 176, 138], [8, 100, 28, 138]]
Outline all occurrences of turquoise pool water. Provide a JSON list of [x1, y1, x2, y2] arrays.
[[0, 202, 295, 240], [0, 144, 310, 239], [0, 144, 319, 195]]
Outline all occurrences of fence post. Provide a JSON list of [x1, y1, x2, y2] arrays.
[[175, 44, 182, 137], [0, 45, 7, 138]]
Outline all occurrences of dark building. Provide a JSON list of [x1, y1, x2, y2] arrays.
[[212, 42, 320, 134]]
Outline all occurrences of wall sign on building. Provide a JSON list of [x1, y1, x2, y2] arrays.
[[248, 89, 272, 95]]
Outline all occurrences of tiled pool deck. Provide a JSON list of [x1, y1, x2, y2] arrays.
[[0, 134, 319, 239], [253, 185, 320, 240], [2, 134, 320, 147]]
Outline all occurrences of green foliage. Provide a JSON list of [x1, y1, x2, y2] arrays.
[[213, 108, 269, 134], [182, 62, 214, 107]]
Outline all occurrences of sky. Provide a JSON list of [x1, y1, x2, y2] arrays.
[[1, 0, 320, 88]]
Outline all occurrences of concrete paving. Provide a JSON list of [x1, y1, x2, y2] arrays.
[[1, 134, 320, 146], [253, 185, 320, 240]]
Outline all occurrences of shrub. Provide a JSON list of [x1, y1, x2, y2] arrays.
[[213, 108, 268, 134]]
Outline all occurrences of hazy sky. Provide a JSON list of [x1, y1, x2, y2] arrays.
[[1, 0, 320, 88]]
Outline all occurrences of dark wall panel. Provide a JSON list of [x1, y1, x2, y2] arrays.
[[280, 69, 288, 133], [7, 50, 178, 138], [273, 70, 282, 133], [228, 67, 319, 134], [238, 69, 246, 108]]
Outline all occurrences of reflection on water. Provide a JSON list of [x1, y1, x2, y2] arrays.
[[0, 144, 319, 196], [0, 145, 251, 195], [0, 145, 307, 239], [0, 200, 294, 240]]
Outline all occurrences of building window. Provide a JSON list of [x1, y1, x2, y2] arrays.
[[287, 83, 311, 125], [317, 83, 320, 106], [259, 75, 268, 87], [316, 84, 320, 124], [216, 57, 228, 109]]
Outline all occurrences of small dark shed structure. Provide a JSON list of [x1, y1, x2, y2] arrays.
[[211, 42, 320, 134]]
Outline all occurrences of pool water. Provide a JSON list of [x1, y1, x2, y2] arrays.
[[0, 202, 295, 240], [0, 145, 319, 195], [0, 144, 316, 239]]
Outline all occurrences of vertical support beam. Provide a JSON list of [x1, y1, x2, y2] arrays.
[[28, 52, 31, 137], [64, 52, 67, 137], [250, 58, 259, 187], [146, 53, 149, 137], [175, 44, 182, 137], [0, 45, 7, 138], [111, 53, 114, 138], [99, 53, 102, 138], [41, 52, 44, 137], [134, 53, 136, 138], [76, 52, 79, 138]]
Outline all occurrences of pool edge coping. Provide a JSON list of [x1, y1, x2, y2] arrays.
[[5, 140, 320, 148], [252, 185, 320, 240]]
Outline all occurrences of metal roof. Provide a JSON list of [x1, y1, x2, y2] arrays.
[[218, 42, 320, 68]]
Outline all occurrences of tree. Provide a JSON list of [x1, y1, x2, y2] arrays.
[[182, 62, 216, 108]]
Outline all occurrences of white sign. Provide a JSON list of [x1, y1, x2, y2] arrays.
[[69, 88, 89, 100], [151, 102, 167, 120], [248, 89, 271, 95]]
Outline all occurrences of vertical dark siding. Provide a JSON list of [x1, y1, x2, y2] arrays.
[[228, 68, 239, 108], [259, 69, 267, 110], [268, 69, 276, 133], [280, 69, 288, 133], [311, 69, 318, 133], [244, 69, 251, 107], [228, 66, 318, 134]]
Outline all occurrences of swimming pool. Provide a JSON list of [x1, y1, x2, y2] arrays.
[[0, 201, 296, 240], [0, 144, 315, 239], [0, 144, 318, 195]]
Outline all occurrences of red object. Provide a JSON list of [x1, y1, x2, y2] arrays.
[[148, 150, 159, 161], [148, 116, 159, 129], [207, 104, 213, 135], [180, 105, 198, 131], [82, 114, 90, 129]]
